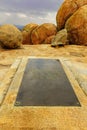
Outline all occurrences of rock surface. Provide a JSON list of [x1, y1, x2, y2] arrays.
[[22, 23, 38, 45], [0, 44, 87, 129], [65, 5, 87, 45], [0, 24, 22, 49], [56, 0, 87, 31], [31, 23, 57, 44], [44, 35, 55, 44], [51, 29, 68, 47]]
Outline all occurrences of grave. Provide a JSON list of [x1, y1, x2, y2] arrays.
[[15, 59, 81, 106]]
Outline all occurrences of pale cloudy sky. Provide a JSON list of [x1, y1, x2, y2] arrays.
[[0, 0, 63, 25]]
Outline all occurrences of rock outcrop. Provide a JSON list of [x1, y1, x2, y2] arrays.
[[31, 23, 57, 44], [0, 24, 22, 49], [56, 0, 87, 31], [51, 29, 68, 47], [22, 23, 38, 44], [65, 5, 87, 45]]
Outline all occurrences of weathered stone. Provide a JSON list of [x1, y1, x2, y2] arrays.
[[56, 0, 87, 31], [22, 23, 38, 45], [51, 29, 68, 47], [65, 5, 87, 45], [0, 24, 22, 49], [31, 23, 57, 44]]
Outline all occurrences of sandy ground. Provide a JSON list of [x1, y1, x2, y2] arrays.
[[0, 44, 87, 129], [0, 44, 87, 81]]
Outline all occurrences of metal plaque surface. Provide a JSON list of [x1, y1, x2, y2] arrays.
[[15, 59, 81, 106]]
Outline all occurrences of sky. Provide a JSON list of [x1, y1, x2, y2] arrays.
[[0, 0, 64, 26]]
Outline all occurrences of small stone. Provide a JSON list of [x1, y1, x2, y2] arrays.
[[51, 29, 68, 47]]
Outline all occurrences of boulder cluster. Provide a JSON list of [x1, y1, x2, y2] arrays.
[[55, 0, 87, 46], [0, 0, 87, 49], [22, 23, 57, 45]]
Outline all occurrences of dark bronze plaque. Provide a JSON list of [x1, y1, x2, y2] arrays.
[[15, 59, 81, 106]]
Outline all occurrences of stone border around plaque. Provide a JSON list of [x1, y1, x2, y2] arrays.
[[1, 57, 87, 108], [15, 58, 81, 106]]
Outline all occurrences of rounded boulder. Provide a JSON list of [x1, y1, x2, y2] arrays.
[[22, 23, 38, 44], [0, 24, 22, 49], [65, 5, 87, 45], [31, 23, 57, 44], [56, 0, 87, 31]]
